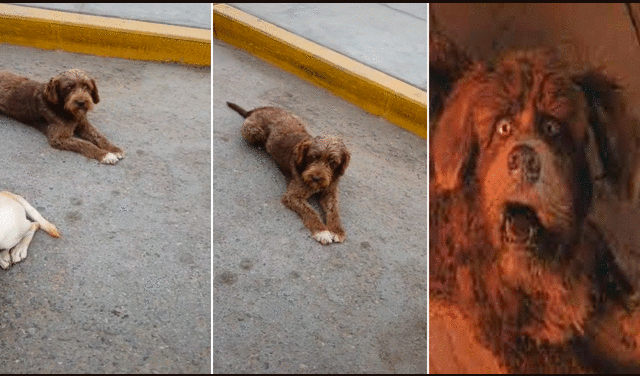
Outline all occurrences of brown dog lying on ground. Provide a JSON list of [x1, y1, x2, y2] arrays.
[[0, 69, 124, 164], [227, 102, 350, 245], [430, 44, 640, 373]]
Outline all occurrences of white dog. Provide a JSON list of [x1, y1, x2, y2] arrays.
[[0, 191, 60, 269]]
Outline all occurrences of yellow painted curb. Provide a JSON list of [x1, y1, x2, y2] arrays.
[[213, 4, 428, 139], [0, 4, 211, 66]]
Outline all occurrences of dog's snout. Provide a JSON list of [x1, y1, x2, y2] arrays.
[[312, 176, 322, 182], [507, 145, 541, 183]]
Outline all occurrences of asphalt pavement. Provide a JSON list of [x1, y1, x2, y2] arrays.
[[0, 43, 211, 373], [213, 38, 428, 373]]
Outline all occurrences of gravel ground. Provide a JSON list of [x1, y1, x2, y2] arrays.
[[213, 39, 428, 373], [0, 43, 211, 373]]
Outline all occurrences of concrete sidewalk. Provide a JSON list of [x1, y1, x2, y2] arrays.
[[14, 3, 211, 29], [229, 3, 427, 90], [0, 44, 210, 373]]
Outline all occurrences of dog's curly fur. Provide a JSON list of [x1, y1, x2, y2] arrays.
[[429, 41, 640, 373], [429, 29, 473, 122], [0, 69, 124, 164], [227, 102, 350, 245]]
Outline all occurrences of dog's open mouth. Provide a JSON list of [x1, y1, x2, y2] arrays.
[[501, 203, 542, 247]]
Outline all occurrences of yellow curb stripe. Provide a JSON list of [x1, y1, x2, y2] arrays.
[[0, 4, 211, 66], [213, 4, 427, 139]]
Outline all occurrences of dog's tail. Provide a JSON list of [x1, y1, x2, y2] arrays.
[[226, 102, 252, 118], [0, 191, 61, 238]]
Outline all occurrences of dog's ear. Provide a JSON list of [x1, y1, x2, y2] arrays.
[[45, 77, 59, 104], [90, 78, 100, 104], [336, 147, 350, 178], [431, 71, 483, 192], [429, 30, 472, 120], [573, 70, 625, 185], [294, 139, 311, 167]]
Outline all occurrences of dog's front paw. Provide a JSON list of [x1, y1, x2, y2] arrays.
[[111, 149, 125, 160], [330, 232, 345, 243], [100, 152, 120, 164], [312, 230, 334, 245], [0, 250, 11, 269]]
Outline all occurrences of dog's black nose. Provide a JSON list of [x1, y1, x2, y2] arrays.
[[312, 176, 322, 182], [76, 100, 86, 108], [507, 145, 540, 183]]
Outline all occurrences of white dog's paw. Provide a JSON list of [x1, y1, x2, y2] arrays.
[[114, 151, 125, 160], [330, 232, 345, 243], [100, 152, 120, 164], [312, 230, 334, 245], [11, 245, 27, 264], [0, 250, 11, 269]]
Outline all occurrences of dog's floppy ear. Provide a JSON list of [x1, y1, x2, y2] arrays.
[[90, 78, 100, 104], [336, 147, 350, 178], [429, 30, 472, 120], [44, 77, 59, 104], [431, 71, 484, 192], [573, 70, 624, 184], [294, 139, 312, 167]]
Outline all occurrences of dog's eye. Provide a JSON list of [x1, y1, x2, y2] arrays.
[[543, 119, 560, 136], [496, 119, 513, 137]]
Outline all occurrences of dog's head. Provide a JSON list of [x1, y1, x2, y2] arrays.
[[293, 136, 350, 191], [44, 69, 100, 117], [432, 49, 594, 254]]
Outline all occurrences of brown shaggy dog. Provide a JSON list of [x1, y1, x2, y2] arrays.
[[0, 69, 124, 164], [430, 46, 640, 373], [227, 102, 350, 245]]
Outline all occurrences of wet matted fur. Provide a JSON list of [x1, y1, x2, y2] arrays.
[[429, 47, 640, 373]]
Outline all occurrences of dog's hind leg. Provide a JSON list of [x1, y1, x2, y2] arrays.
[[241, 117, 270, 147], [0, 249, 11, 269], [1, 191, 60, 238], [10, 222, 38, 264]]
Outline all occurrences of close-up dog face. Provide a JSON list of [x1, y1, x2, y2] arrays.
[[45, 68, 100, 117], [433, 49, 593, 255], [294, 136, 350, 191]]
